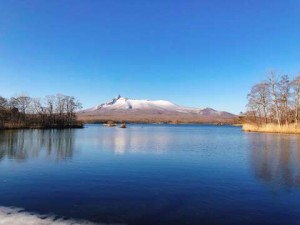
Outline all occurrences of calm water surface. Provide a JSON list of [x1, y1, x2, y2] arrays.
[[1, 124, 300, 224]]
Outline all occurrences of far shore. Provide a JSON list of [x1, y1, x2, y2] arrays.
[[0, 120, 243, 131], [77, 114, 238, 125], [242, 123, 300, 134], [0, 122, 241, 130], [84, 121, 240, 126]]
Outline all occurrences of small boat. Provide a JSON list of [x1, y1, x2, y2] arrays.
[[120, 122, 127, 128]]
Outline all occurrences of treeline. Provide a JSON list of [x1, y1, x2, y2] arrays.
[[246, 71, 300, 126], [0, 94, 82, 129]]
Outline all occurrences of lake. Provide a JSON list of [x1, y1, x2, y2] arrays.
[[1, 124, 300, 225]]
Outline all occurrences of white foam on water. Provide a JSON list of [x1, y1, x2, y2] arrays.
[[0, 206, 117, 225]]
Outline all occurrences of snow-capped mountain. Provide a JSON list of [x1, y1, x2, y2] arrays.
[[79, 95, 235, 118]]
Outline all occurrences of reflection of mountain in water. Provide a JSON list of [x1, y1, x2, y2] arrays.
[[0, 129, 75, 162], [94, 128, 175, 154], [75, 125, 185, 155], [249, 134, 300, 190]]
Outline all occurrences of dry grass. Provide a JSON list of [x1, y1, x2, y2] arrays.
[[242, 123, 300, 134]]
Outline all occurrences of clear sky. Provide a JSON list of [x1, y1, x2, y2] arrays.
[[0, 0, 299, 113]]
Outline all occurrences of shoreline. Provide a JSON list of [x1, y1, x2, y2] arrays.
[[0, 122, 241, 130], [242, 123, 300, 134], [77, 114, 238, 125], [85, 121, 240, 126], [0, 124, 84, 130]]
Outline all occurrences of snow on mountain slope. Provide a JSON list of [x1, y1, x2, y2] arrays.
[[79, 95, 236, 118], [83, 95, 197, 113]]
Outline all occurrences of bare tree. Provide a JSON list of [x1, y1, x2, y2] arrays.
[[291, 76, 300, 125], [31, 98, 44, 114], [0, 96, 8, 128], [246, 71, 300, 127], [15, 95, 32, 115], [45, 95, 55, 115], [267, 72, 281, 125], [0, 93, 82, 129], [55, 94, 67, 115], [278, 75, 291, 125], [247, 82, 270, 124], [0, 96, 7, 109]]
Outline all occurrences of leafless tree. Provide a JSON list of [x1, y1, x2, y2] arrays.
[[247, 82, 270, 124], [246, 72, 300, 127], [15, 95, 32, 115], [291, 76, 300, 125], [0, 93, 82, 129], [0, 96, 7, 109], [267, 72, 281, 125], [278, 75, 291, 125]]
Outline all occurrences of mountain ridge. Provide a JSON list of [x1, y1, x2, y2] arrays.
[[77, 96, 236, 123]]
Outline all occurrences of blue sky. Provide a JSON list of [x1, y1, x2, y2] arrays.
[[0, 0, 299, 113]]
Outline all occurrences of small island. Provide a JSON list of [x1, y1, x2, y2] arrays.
[[0, 94, 83, 129], [243, 71, 300, 134]]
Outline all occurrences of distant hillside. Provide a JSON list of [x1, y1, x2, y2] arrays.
[[77, 95, 237, 124]]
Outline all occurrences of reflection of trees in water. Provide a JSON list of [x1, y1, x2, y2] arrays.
[[0, 129, 75, 162], [249, 134, 300, 190]]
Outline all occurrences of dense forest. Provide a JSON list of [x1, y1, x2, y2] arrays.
[[0, 94, 82, 129], [244, 71, 300, 133]]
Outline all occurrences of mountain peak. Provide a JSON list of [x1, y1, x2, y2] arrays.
[[79, 96, 236, 119], [116, 94, 123, 100]]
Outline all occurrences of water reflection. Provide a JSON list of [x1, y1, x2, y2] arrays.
[[0, 129, 75, 162], [249, 133, 300, 190], [94, 127, 177, 154]]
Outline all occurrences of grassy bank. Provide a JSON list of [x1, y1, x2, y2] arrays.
[[242, 123, 300, 134]]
